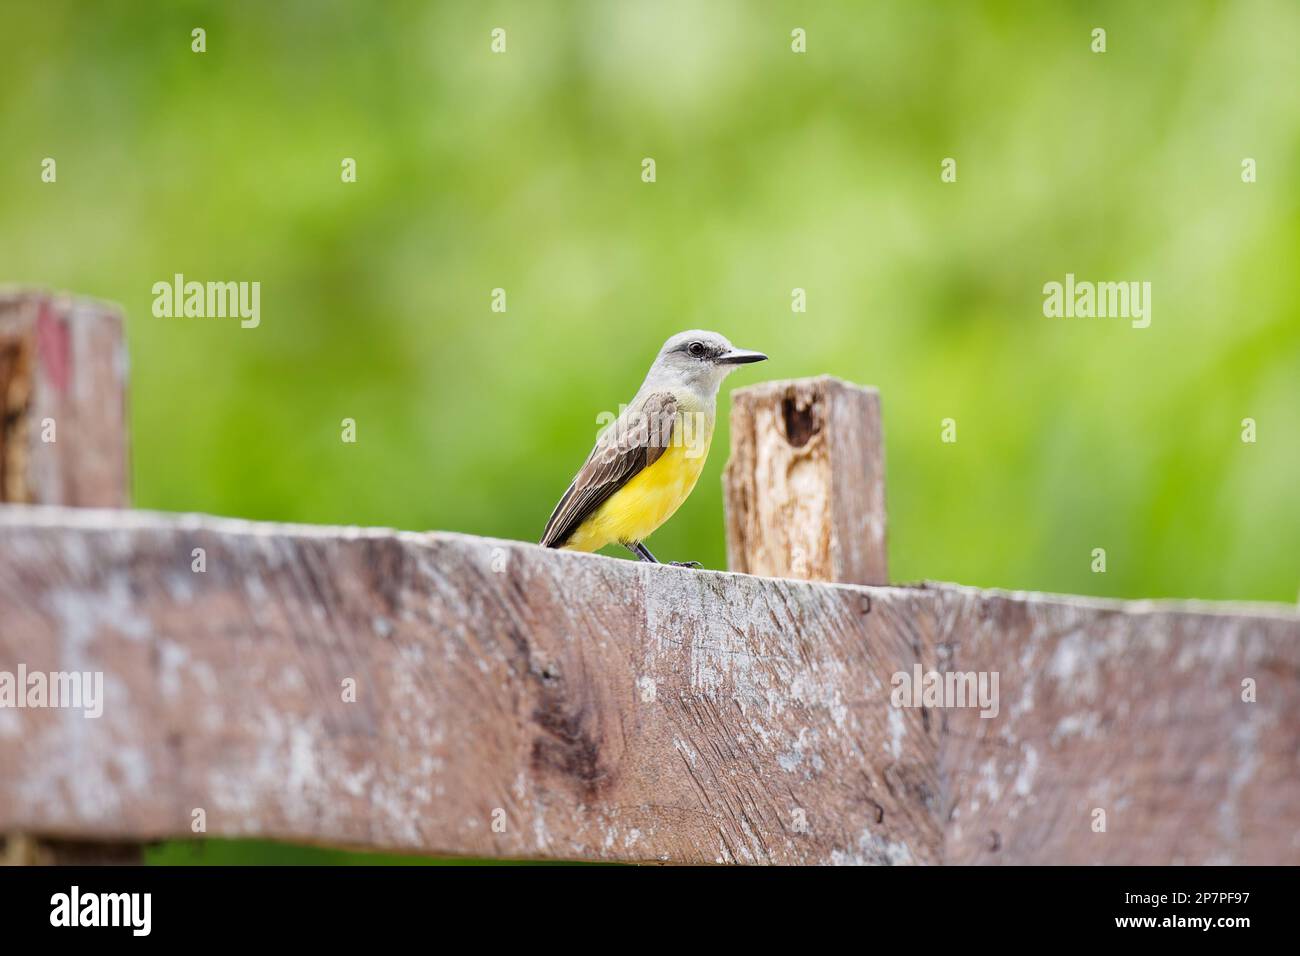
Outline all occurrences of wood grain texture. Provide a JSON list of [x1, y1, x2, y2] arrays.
[[0, 291, 129, 508], [934, 585, 1300, 864], [1, 508, 1296, 863], [0, 507, 943, 865], [724, 376, 887, 585]]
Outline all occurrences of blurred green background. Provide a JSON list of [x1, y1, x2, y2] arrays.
[[2, 1, 1297, 863]]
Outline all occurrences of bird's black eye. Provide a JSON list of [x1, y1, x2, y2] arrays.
[[687, 341, 706, 357]]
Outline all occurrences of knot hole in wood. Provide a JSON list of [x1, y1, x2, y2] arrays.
[[781, 391, 822, 448]]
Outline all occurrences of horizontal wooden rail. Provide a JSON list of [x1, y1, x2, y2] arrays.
[[2, 506, 1296, 864]]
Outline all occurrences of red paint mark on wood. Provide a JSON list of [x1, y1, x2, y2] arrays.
[[35, 303, 71, 396]]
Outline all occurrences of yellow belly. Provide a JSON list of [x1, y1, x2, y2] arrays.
[[563, 427, 712, 553]]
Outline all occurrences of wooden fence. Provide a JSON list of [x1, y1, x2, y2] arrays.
[[1, 292, 1297, 865]]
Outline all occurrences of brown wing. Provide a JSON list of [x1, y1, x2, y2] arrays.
[[540, 392, 678, 548]]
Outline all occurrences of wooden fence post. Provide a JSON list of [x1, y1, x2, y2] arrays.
[[0, 290, 139, 865], [723, 376, 888, 585], [0, 291, 130, 507]]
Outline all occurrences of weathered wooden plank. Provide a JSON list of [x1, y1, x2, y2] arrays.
[[2, 508, 1296, 864], [723, 376, 887, 585], [0, 507, 944, 865], [0, 291, 129, 507], [934, 585, 1300, 865]]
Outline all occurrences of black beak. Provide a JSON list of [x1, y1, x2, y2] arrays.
[[716, 348, 768, 365]]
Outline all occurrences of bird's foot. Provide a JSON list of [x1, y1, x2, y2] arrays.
[[627, 542, 701, 568]]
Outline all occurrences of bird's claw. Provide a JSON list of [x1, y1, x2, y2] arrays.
[[669, 560, 703, 569]]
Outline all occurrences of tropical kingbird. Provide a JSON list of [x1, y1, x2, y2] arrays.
[[541, 330, 767, 565]]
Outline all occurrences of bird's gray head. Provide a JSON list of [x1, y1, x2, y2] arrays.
[[642, 330, 768, 395]]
